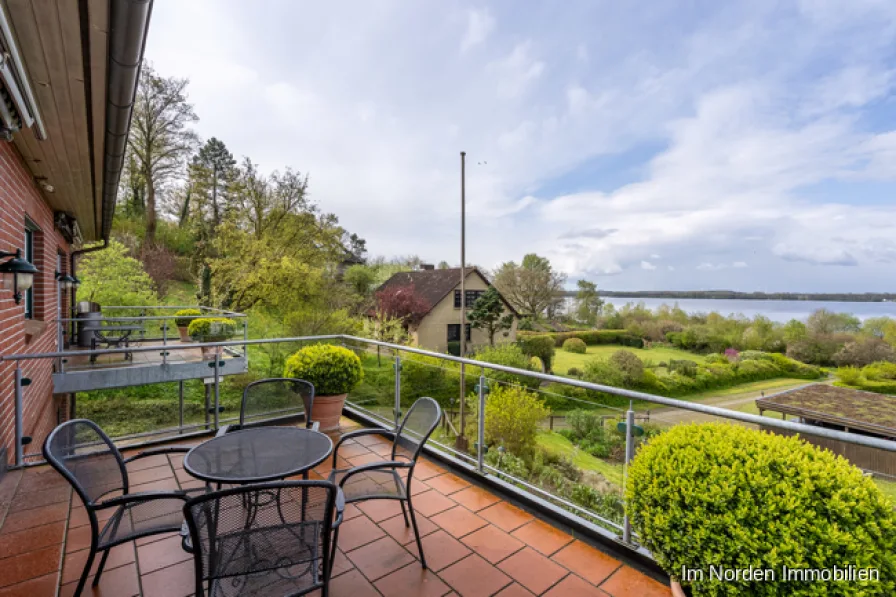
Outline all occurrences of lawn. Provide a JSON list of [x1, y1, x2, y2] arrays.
[[553, 343, 706, 375], [537, 431, 625, 487]]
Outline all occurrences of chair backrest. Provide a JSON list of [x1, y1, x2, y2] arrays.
[[42, 419, 128, 507], [240, 378, 315, 429], [184, 480, 337, 596], [393, 397, 442, 462]]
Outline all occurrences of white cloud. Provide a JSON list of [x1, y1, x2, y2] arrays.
[[732, 261, 748, 268], [141, 1, 896, 291], [641, 260, 657, 270], [697, 262, 727, 271], [461, 9, 495, 52]]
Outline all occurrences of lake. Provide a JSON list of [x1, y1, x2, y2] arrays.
[[591, 297, 896, 323]]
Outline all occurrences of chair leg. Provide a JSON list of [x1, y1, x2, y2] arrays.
[[400, 500, 410, 528], [92, 548, 111, 586], [74, 547, 97, 597], [406, 496, 427, 569], [329, 527, 340, 578]]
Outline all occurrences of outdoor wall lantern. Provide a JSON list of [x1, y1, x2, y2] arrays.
[[55, 271, 76, 290], [0, 248, 38, 304]]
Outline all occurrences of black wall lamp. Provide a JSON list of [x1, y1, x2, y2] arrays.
[[55, 270, 77, 290], [0, 249, 38, 304]]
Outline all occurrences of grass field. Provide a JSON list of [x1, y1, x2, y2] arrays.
[[537, 431, 625, 487], [553, 344, 706, 375]]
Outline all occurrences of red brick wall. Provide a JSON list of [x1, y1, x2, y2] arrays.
[[0, 141, 72, 465]]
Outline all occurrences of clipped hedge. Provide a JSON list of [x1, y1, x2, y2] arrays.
[[627, 423, 896, 596], [562, 337, 587, 354], [283, 344, 363, 396], [174, 308, 202, 328], [519, 335, 555, 372], [519, 329, 644, 348], [187, 317, 238, 341]]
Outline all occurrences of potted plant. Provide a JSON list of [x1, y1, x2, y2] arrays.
[[174, 309, 202, 342], [283, 344, 363, 432], [187, 317, 238, 360], [626, 423, 896, 597]]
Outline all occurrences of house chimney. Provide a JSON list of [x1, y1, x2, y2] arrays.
[[419, 263, 435, 270]]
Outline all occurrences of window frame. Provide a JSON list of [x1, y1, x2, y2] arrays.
[[23, 221, 37, 319], [454, 289, 484, 309]]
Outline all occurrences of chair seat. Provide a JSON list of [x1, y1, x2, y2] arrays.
[[328, 467, 406, 501], [98, 497, 188, 548], [208, 521, 325, 596]]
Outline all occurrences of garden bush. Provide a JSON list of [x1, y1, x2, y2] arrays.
[[174, 308, 202, 328], [484, 385, 549, 456], [562, 338, 587, 354], [833, 338, 896, 367], [668, 359, 698, 377], [187, 317, 238, 341], [627, 423, 896, 596], [283, 344, 363, 396], [518, 329, 638, 347], [566, 366, 581, 378], [835, 361, 896, 394], [473, 344, 541, 390], [519, 335, 556, 372], [609, 350, 644, 385]]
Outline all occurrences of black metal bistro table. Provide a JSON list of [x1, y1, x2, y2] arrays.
[[180, 427, 335, 556], [183, 427, 333, 485]]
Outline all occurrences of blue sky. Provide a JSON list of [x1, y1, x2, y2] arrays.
[[145, 0, 896, 292]]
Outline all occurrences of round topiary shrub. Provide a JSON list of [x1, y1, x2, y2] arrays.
[[174, 308, 202, 329], [562, 338, 587, 354], [187, 317, 238, 341], [627, 423, 896, 596], [283, 344, 363, 396], [566, 366, 581, 378]]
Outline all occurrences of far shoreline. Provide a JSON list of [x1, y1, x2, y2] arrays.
[[561, 291, 896, 303]]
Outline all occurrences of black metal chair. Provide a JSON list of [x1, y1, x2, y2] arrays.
[[43, 419, 199, 597], [183, 480, 343, 597], [218, 378, 317, 437], [327, 397, 441, 568]]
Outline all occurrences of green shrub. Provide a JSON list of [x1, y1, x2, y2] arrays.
[[283, 344, 363, 396], [627, 423, 896, 596], [174, 308, 202, 328], [562, 338, 587, 354], [519, 335, 555, 372], [609, 350, 644, 386], [836, 366, 862, 385], [187, 317, 238, 341], [668, 359, 698, 377], [518, 317, 534, 331], [484, 385, 549, 456], [518, 329, 632, 346], [474, 344, 540, 390], [566, 366, 581, 378]]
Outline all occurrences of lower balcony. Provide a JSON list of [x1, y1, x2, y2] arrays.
[[0, 417, 671, 597]]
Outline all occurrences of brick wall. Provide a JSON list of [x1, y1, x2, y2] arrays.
[[0, 141, 72, 464]]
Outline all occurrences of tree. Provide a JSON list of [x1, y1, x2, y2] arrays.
[[833, 338, 896, 367], [437, 261, 450, 269], [190, 137, 237, 227], [483, 385, 549, 456], [374, 285, 430, 327], [807, 309, 861, 335], [128, 63, 198, 245], [77, 240, 157, 307], [344, 264, 376, 297], [574, 280, 603, 326], [493, 253, 566, 317], [467, 286, 515, 346]]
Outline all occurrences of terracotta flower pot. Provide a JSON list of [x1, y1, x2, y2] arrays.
[[670, 580, 687, 597], [313, 394, 347, 432], [200, 345, 223, 360], [178, 326, 191, 342]]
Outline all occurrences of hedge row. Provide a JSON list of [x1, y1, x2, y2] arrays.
[[518, 329, 644, 348]]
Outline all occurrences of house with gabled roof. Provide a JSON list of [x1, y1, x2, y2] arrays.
[[376, 266, 519, 354]]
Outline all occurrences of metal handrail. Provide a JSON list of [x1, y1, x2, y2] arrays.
[[5, 334, 896, 453]]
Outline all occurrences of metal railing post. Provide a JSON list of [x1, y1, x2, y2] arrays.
[[14, 366, 24, 467], [162, 321, 168, 365], [213, 356, 221, 430], [393, 356, 401, 427], [477, 374, 486, 473], [622, 402, 635, 544], [243, 319, 248, 357], [178, 380, 184, 434]]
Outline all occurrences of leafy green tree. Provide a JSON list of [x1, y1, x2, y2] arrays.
[[191, 137, 237, 227], [437, 261, 450, 269], [493, 253, 566, 317], [782, 319, 808, 343], [807, 309, 861, 335], [128, 63, 198, 245], [77, 241, 157, 307], [574, 280, 603, 326], [344, 264, 376, 297], [467, 286, 515, 346]]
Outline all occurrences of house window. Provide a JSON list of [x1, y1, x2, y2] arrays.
[[446, 323, 471, 343], [453, 289, 484, 308]]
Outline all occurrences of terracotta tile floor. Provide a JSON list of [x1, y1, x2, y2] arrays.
[[0, 418, 671, 597]]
